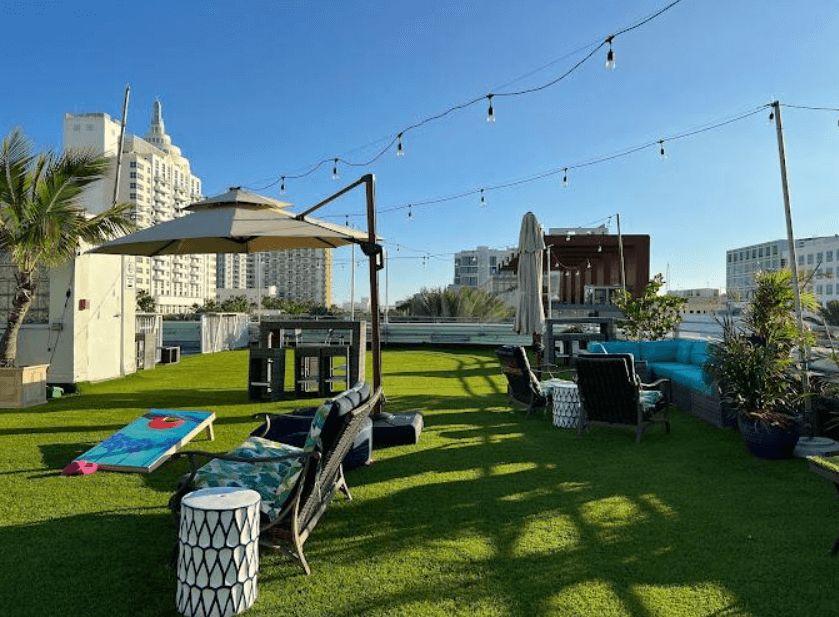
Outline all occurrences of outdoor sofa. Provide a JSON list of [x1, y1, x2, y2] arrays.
[[587, 339, 728, 428]]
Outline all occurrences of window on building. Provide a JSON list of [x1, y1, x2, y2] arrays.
[[828, 284, 834, 295], [73, 124, 80, 131], [758, 247, 763, 257], [817, 284, 824, 294], [752, 249, 757, 259], [799, 255, 805, 265], [728, 254, 732, 263], [817, 252, 823, 263], [828, 251, 834, 262], [808, 254, 814, 265], [773, 245, 778, 255]]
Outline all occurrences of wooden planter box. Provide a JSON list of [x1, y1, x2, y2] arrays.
[[0, 364, 49, 408]]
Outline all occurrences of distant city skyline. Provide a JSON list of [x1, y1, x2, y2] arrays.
[[3, 1, 837, 305]]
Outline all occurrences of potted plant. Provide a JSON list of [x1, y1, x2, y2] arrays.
[[0, 128, 133, 407], [707, 270, 817, 458]]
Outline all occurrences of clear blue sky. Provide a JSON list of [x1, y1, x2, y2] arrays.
[[2, 0, 837, 305]]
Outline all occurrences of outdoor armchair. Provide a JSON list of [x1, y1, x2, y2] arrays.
[[169, 384, 382, 575], [574, 353, 671, 443], [494, 345, 549, 414]]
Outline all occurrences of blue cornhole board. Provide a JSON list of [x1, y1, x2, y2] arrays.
[[74, 410, 216, 473]]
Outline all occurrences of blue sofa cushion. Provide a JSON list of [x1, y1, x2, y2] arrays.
[[690, 341, 712, 367], [640, 340, 679, 362], [675, 340, 693, 364], [650, 362, 714, 396], [597, 341, 640, 357]]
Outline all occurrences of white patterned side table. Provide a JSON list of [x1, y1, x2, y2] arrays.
[[541, 379, 581, 429], [177, 487, 261, 617]]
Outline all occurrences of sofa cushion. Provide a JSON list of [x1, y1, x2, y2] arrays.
[[640, 340, 679, 362], [588, 342, 607, 354], [649, 362, 714, 396], [599, 341, 641, 356], [690, 341, 712, 367], [675, 340, 693, 364]]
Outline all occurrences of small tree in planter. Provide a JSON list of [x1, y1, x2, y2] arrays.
[[0, 128, 134, 368], [707, 270, 818, 457], [613, 274, 687, 341]]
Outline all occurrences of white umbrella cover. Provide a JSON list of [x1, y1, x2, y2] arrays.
[[513, 211, 546, 335]]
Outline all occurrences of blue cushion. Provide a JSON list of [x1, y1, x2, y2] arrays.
[[600, 341, 641, 356], [588, 342, 607, 354], [690, 341, 711, 366], [675, 340, 693, 364], [639, 340, 679, 362], [650, 362, 714, 396]]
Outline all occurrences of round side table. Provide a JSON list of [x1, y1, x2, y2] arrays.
[[177, 487, 261, 617]]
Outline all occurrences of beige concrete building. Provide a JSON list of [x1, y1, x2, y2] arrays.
[[63, 102, 215, 314]]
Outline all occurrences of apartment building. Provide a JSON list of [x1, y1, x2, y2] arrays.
[[63, 102, 215, 314], [453, 246, 516, 288], [726, 236, 839, 305]]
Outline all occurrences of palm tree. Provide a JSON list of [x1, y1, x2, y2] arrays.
[[0, 128, 134, 367]]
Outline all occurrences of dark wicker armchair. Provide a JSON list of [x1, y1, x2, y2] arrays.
[[494, 345, 548, 414], [575, 353, 671, 443]]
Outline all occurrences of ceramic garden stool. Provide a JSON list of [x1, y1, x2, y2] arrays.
[[177, 487, 261, 617], [541, 379, 581, 429]]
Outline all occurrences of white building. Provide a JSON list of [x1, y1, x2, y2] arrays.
[[726, 236, 839, 305], [217, 248, 333, 307], [63, 102, 215, 314], [453, 246, 516, 288]]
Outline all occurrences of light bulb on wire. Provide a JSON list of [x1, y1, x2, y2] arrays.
[[658, 140, 667, 160], [480, 188, 486, 207], [486, 94, 495, 123], [597, 244, 602, 253], [407, 204, 413, 220], [605, 36, 615, 71], [396, 133, 404, 157], [563, 168, 569, 188], [280, 176, 286, 194], [332, 158, 339, 180]]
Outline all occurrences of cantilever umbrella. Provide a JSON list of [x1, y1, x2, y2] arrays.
[[513, 212, 546, 369], [91, 180, 386, 407]]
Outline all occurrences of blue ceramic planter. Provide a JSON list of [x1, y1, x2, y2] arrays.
[[737, 415, 800, 459]]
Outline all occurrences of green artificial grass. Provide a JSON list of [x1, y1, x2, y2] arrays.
[[1, 346, 837, 617]]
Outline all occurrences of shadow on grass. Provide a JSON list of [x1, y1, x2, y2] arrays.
[[0, 509, 179, 617]]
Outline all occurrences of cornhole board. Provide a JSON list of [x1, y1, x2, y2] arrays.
[[74, 410, 215, 473]]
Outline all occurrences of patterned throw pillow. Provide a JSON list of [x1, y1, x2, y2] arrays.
[[193, 436, 306, 520]]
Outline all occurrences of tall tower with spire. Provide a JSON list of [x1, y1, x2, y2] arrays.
[[64, 100, 215, 314]]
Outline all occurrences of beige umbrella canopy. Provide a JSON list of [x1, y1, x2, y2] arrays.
[[513, 211, 546, 336], [91, 187, 369, 256]]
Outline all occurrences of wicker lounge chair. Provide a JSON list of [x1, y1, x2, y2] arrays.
[[494, 345, 548, 414], [169, 383, 382, 575], [575, 353, 671, 443]]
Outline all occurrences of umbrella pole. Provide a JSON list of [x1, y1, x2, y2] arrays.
[[364, 175, 385, 415]]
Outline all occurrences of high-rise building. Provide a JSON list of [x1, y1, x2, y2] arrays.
[[726, 236, 838, 305], [64, 102, 215, 314], [217, 248, 333, 307]]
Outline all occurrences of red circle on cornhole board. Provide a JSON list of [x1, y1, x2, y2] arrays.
[[148, 416, 185, 430]]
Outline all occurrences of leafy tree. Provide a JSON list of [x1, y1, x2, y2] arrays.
[[613, 274, 687, 341], [193, 295, 255, 314], [0, 129, 134, 367], [136, 289, 156, 313], [395, 286, 514, 321]]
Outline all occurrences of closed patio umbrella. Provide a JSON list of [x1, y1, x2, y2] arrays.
[[513, 212, 546, 371]]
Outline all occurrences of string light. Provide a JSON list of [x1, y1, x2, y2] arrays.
[[279, 176, 286, 194], [565, 270, 570, 277], [597, 244, 602, 252], [486, 94, 495, 123], [332, 158, 339, 180], [587, 259, 592, 269], [563, 168, 569, 188], [407, 204, 413, 220], [396, 133, 405, 157], [605, 36, 615, 71], [659, 139, 667, 160], [480, 189, 486, 207], [566, 231, 571, 241]]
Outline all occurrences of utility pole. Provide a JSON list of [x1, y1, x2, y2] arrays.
[[772, 100, 813, 433], [616, 213, 626, 294]]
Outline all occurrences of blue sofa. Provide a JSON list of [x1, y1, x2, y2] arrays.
[[587, 339, 728, 428]]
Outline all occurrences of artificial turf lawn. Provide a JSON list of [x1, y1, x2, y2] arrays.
[[0, 346, 837, 617]]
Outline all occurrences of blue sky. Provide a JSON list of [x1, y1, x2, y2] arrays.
[[2, 0, 837, 305]]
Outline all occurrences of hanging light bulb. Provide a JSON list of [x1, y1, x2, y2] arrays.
[[280, 176, 286, 194], [332, 158, 339, 180], [605, 36, 616, 71], [597, 244, 602, 253], [407, 204, 413, 220], [563, 168, 569, 188], [659, 140, 667, 160], [480, 189, 486, 207], [396, 133, 405, 157], [586, 259, 592, 270], [486, 94, 495, 123], [566, 231, 571, 242], [564, 270, 570, 277]]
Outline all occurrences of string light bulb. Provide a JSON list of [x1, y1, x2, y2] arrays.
[[563, 168, 569, 188], [280, 176, 286, 194], [396, 133, 404, 157], [566, 231, 571, 242], [480, 188, 486, 207], [565, 270, 570, 277], [332, 158, 339, 180], [597, 244, 602, 253], [658, 140, 667, 160], [587, 259, 592, 270], [407, 204, 413, 220], [486, 94, 495, 123], [605, 36, 616, 71]]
